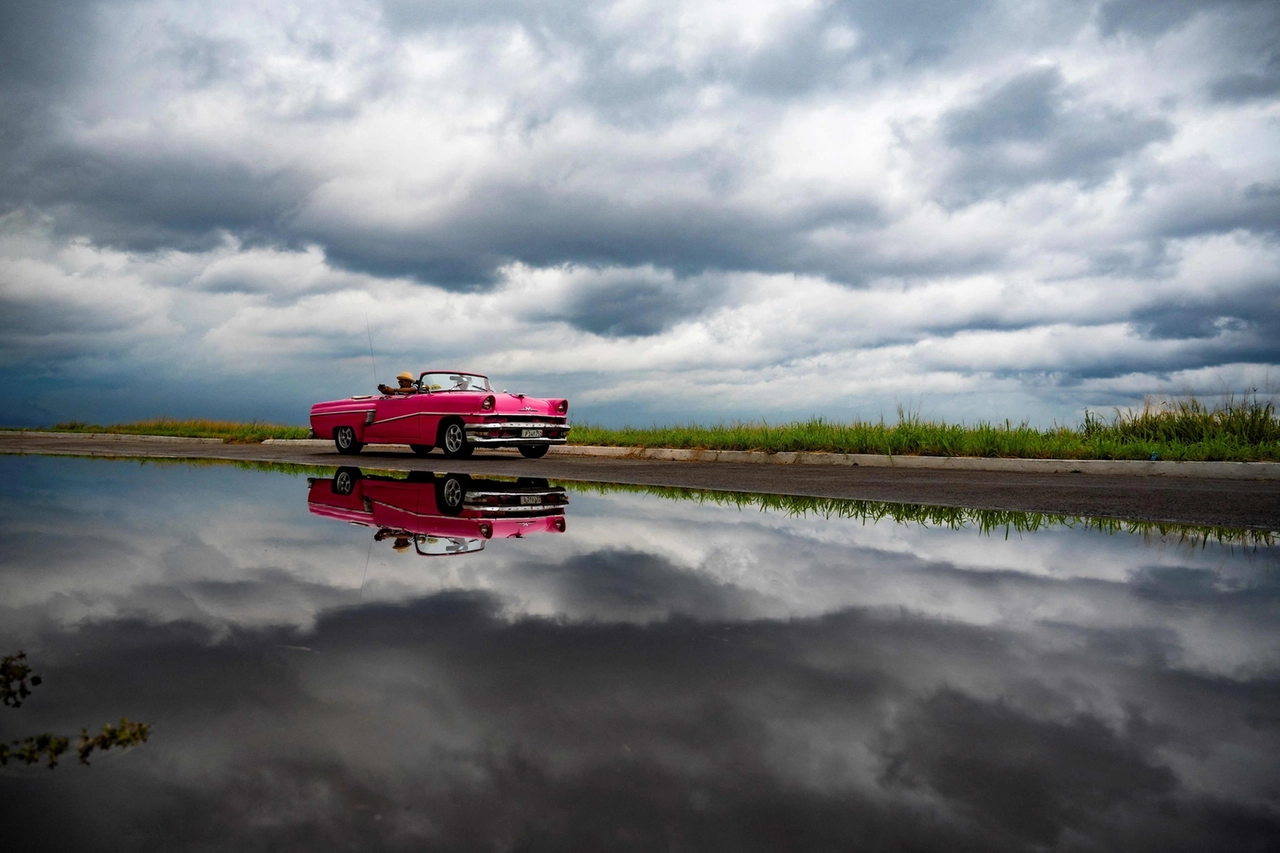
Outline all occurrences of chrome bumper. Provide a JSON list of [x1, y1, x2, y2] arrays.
[[464, 422, 570, 446], [465, 436, 569, 446]]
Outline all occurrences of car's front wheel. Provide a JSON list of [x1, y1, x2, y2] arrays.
[[518, 444, 549, 459], [334, 426, 363, 455], [439, 421, 473, 459], [409, 444, 433, 457]]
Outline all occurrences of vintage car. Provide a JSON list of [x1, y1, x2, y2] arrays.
[[307, 468, 568, 557], [309, 370, 570, 458]]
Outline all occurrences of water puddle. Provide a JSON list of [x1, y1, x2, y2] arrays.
[[1, 455, 1277, 850]]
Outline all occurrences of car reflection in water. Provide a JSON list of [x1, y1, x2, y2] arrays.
[[307, 467, 567, 556]]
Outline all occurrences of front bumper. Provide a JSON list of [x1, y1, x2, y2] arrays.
[[465, 421, 571, 446]]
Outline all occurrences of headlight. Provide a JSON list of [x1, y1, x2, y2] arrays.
[[482, 395, 495, 411]]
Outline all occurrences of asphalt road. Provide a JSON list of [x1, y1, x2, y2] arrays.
[[4, 432, 1279, 530]]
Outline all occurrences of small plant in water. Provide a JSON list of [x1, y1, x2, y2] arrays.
[[0, 651, 151, 769]]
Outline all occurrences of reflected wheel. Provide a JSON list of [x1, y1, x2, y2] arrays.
[[409, 444, 433, 457], [331, 467, 362, 496], [435, 474, 468, 515]]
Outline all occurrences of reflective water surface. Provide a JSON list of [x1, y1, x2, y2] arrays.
[[1, 456, 1278, 851]]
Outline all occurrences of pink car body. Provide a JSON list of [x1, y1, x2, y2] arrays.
[[307, 468, 568, 557], [310, 370, 570, 458]]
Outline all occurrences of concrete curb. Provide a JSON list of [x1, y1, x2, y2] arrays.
[[256, 438, 1280, 479]]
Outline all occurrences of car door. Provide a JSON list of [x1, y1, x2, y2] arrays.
[[364, 394, 422, 444]]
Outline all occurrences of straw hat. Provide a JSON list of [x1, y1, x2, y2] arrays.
[[396, 371, 414, 381]]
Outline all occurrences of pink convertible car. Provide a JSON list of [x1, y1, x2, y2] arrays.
[[307, 468, 568, 557], [310, 370, 570, 458]]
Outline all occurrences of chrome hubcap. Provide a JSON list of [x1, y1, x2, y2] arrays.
[[442, 478, 462, 506], [445, 426, 462, 452]]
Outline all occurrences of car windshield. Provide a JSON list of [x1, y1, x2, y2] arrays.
[[416, 536, 486, 556], [419, 372, 491, 393]]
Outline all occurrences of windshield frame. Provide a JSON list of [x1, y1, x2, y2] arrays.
[[418, 372, 492, 393]]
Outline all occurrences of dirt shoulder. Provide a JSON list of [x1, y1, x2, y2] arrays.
[[4, 432, 1278, 530]]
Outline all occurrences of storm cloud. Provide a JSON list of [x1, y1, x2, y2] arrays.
[[0, 0, 1277, 426]]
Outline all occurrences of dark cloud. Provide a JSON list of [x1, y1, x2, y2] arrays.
[[3, 149, 316, 254], [4, 591, 1279, 851], [938, 67, 1172, 205], [1211, 55, 1280, 102], [1097, 0, 1273, 38], [531, 272, 728, 338], [519, 547, 763, 618], [882, 689, 1176, 847]]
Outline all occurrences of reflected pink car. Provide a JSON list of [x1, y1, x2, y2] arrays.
[[310, 370, 570, 458], [307, 468, 568, 557]]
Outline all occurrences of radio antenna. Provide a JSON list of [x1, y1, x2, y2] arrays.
[[365, 313, 378, 386]]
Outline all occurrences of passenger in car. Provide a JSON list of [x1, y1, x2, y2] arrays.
[[378, 372, 418, 396]]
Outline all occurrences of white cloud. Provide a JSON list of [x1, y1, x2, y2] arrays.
[[0, 0, 1277, 425]]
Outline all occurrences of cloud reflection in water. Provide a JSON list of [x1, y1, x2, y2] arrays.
[[0, 456, 1276, 851]]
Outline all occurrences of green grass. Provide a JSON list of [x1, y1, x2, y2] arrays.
[[7, 393, 1279, 460], [566, 480, 1277, 549], [569, 394, 1280, 462], [37, 418, 310, 444]]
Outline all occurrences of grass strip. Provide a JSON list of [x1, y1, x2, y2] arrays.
[[567, 480, 1278, 550], [27, 418, 310, 444], [6, 394, 1278, 460], [570, 395, 1280, 462]]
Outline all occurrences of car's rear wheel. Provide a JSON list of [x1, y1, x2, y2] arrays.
[[518, 444, 549, 459], [335, 426, 363, 455], [440, 421, 473, 458], [409, 444, 433, 457]]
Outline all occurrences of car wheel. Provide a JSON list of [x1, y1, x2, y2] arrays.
[[335, 426, 363, 455], [409, 444, 433, 457], [440, 421, 473, 458], [434, 474, 468, 515], [518, 444, 549, 459], [331, 467, 362, 496]]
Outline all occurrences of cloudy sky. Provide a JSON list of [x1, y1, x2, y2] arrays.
[[1, 0, 1278, 427]]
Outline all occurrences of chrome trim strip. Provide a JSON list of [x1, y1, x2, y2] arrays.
[[313, 409, 376, 417], [366, 498, 563, 520], [465, 437, 568, 445], [465, 422, 571, 431], [466, 490, 567, 500]]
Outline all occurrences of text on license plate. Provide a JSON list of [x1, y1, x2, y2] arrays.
[[521, 429, 543, 438], [520, 495, 542, 505]]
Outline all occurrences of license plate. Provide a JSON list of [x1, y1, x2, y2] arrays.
[[520, 495, 542, 505], [521, 429, 543, 438]]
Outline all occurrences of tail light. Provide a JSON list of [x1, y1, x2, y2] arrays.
[[478, 523, 493, 539], [556, 400, 568, 414], [553, 517, 566, 532], [482, 395, 495, 411]]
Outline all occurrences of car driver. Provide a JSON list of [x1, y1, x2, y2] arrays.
[[378, 372, 418, 396]]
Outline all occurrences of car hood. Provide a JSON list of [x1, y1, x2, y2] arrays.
[[489, 394, 567, 416]]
